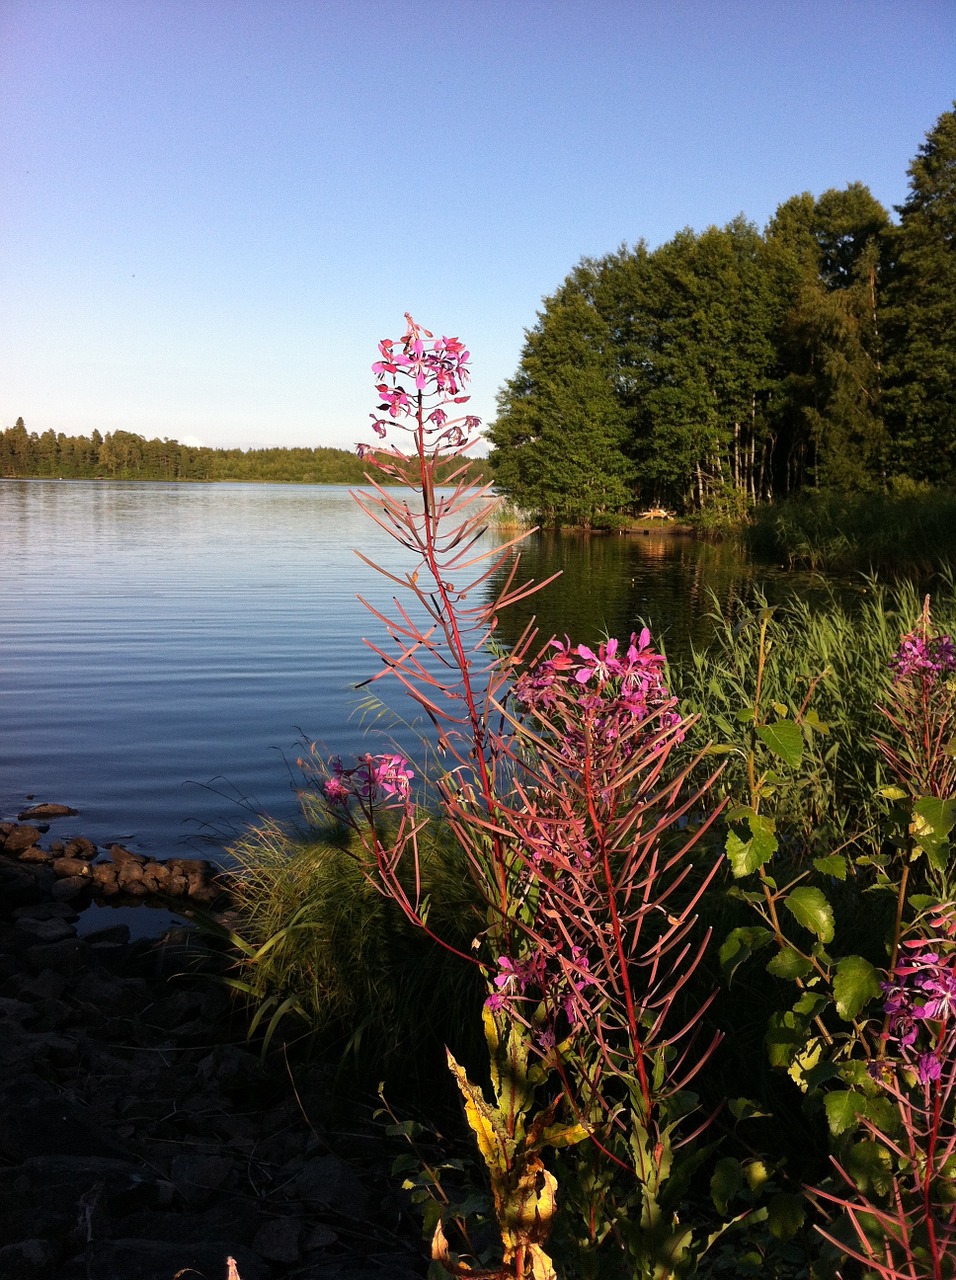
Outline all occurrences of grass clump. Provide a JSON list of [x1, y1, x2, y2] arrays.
[[221, 816, 484, 1077]]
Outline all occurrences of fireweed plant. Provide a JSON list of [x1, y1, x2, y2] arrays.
[[808, 608, 956, 1280], [299, 317, 734, 1280], [706, 596, 956, 1276]]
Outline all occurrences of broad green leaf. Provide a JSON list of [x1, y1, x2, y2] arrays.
[[720, 926, 773, 984], [824, 1090, 863, 1137], [845, 1141, 894, 1197], [744, 1159, 770, 1193], [771, 701, 790, 717], [766, 947, 812, 980], [710, 1157, 743, 1215], [833, 955, 881, 1021], [912, 796, 955, 869], [767, 1193, 806, 1240], [785, 886, 835, 943], [765, 1011, 808, 1070], [726, 814, 778, 877], [813, 854, 847, 880], [756, 720, 803, 769], [729, 1097, 771, 1122], [877, 785, 907, 801]]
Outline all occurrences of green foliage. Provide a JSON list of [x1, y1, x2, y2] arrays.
[[0, 421, 488, 486], [883, 102, 956, 483], [748, 487, 956, 574], [489, 290, 636, 527], [676, 575, 956, 862], [489, 105, 955, 524]]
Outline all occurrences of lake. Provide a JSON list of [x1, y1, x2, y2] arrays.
[[1, 480, 801, 922]]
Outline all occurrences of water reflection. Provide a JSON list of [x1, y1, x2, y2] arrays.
[[489, 528, 767, 662]]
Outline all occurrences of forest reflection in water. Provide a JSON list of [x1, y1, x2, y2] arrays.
[[486, 527, 800, 664]]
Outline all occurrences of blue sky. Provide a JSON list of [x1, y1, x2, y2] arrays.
[[2, 0, 954, 453]]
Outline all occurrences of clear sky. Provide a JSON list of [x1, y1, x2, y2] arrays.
[[2, 1, 954, 453]]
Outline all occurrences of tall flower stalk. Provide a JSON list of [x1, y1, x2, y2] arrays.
[[305, 317, 727, 1279]]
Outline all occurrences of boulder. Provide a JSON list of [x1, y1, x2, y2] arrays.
[[18, 804, 78, 821]]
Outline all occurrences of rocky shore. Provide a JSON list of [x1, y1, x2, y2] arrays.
[[0, 815, 427, 1280]]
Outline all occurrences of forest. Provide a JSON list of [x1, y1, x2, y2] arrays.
[[0, 421, 486, 486], [489, 104, 956, 526]]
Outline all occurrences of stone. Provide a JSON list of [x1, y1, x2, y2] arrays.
[[51, 857, 93, 879], [4, 825, 42, 854], [65, 1239, 269, 1280], [169, 1153, 234, 1206], [108, 844, 146, 866], [17, 846, 53, 864], [51, 875, 93, 902], [0, 1237, 58, 1279], [63, 836, 97, 859], [252, 1216, 302, 1264], [285, 1154, 370, 1217], [18, 803, 79, 820]]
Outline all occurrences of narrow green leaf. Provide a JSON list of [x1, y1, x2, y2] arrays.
[[785, 886, 835, 943]]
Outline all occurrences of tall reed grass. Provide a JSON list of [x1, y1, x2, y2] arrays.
[[748, 488, 956, 575], [673, 572, 956, 864]]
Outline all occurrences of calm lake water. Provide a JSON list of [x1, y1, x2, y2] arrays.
[[1, 480, 807, 928]]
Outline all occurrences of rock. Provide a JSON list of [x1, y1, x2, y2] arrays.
[[51, 875, 93, 902], [252, 1216, 302, 1263], [285, 1154, 371, 1217], [4, 825, 43, 854], [63, 836, 97, 859], [62, 1239, 269, 1280], [169, 1153, 234, 1206], [108, 844, 145, 867], [0, 1100, 131, 1162], [0, 1237, 58, 1279], [18, 804, 79, 820], [17, 846, 53, 864], [51, 856, 92, 879]]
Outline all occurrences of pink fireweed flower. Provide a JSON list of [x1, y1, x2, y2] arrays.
[[890, 631, 956, 683], [369, 753, 415, 800], [323, 776, 351, 806], [575, 638, 624, 685], [376, 385, 412, 418]]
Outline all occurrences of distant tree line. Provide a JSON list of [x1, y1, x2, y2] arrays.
[[0, 421, 487, 486], [489, 104, 956, 526]]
